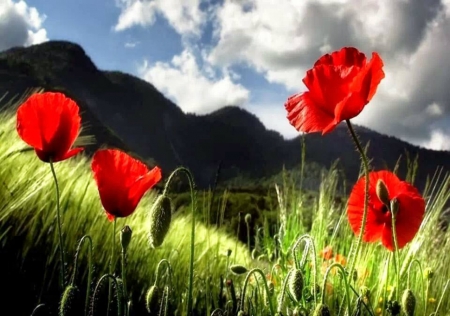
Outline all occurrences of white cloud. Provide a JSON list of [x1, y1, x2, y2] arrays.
[[206, 0, 450, 149], [139, 49, 249, 114], [421, 130, 450, 151], [114, 0, 205, 36], [0, 0, 48, 51]]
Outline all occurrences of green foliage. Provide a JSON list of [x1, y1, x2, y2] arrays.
[[0, 106, 252, 315]]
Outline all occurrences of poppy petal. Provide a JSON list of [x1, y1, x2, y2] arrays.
[[349, 52, 385, 103], [91, 149, 162, 219], [314, 47, 366, 68], [285, 92, 335, 133], [129, 166, 162, 210], [16, 92, 82, 162]]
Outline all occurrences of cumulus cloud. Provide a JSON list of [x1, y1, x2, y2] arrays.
[[207, 0, 450, 149], [138, 49, 249, 114], [0, 0, 48, 51], [114, 0, 206, 36]]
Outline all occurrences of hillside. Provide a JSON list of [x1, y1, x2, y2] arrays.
[[0, 40, 449, 191]]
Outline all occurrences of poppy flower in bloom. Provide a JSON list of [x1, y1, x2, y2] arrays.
[[16, 92, 84, 162], [347, 170, 425, 251], [285, 47, 385, 135], [91, 149, 162, 221]]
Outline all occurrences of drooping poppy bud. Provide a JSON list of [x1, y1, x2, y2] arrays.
[[148, 195, 172, 248], [288, 269, 304, 303], [401, 289, 416, 316]]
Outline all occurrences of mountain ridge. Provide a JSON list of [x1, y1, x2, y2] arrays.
[[0, 40, 448, 191]]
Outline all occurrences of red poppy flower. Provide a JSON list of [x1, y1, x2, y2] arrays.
[[91, 149, 162, 221], [16, 92, 84, 162], [347, 171, 425, 251], [285, 47, 385, 135]]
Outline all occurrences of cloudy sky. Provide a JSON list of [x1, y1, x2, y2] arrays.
[[2, 0, 450, 151]]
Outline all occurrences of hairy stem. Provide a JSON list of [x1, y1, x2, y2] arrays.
[[346, 120, 370, 276], [49, 161, 66, 290]]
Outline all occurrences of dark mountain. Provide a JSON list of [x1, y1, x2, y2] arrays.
[[0, 40, 448, 191]]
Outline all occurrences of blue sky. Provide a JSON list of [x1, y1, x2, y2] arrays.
[[2, 0, 450, 151]]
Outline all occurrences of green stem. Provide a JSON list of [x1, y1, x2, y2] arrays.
[[121, 249, 128, 316], [407, 259, 425, 313], [434, 279, 450, 315], [154, 259, 174, 287], [162, 167, 196, 315], [30, 304, 46, 316], [276, 269, 294, 314], [321, 263, 352, 315], [346, 120, 370, 277], [240, 268, 275, 316], [290, 234, 317, 302], [90, 274, 123, 316], [391, 208, 400, 301], [49, 160, 66, 290], [107, 218, 117, 316], [246, 221, 251, 253], [71, 235, 93, 316]]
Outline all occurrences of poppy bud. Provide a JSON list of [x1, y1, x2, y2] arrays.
[[145, 285, 161, 314], [401, 289, 416, 316], [230, 264, 248, 275], [59, 285, 79, 316], [424, 268, 434, 280], [313, 303, 331, 316], [376, 179, 390, 206], [390, 198, 399, 216], [148, 195, 172, 248], [288, 269, 304, 303], [245, 213, 252, 224], [120, 225, 132, 252], [226, 249, 232, 257]]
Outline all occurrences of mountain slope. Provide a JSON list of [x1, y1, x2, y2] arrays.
[[0, 40, 448, 191]]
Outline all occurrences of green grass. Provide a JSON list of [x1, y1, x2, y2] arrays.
[[0, 95, 252, 315], [1, 91, 450, 316]]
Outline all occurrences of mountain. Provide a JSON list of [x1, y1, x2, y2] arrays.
[[0, 40, 449, 192]]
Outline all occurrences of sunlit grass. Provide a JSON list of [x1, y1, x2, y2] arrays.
[[0, 91, 449, 315]]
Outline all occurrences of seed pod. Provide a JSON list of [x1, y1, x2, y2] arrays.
[[288, 269, 304, 303], [230, 264, 248, 275], [376, 179, 390, 206], [149, 195, 172, 248], [313, 303, 331, 316], [145, 285, 161, 314], [59, 285, 79, 316], [120, 225, 132, 252], [401, 289, 416, 316]]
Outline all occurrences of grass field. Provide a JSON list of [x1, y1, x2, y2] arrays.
[[1, 92, 449, 316]]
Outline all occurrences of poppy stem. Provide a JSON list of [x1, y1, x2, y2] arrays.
[[49, 160, 66, 291], [345, 120, 370, 279], [107, 218, 117, 316], [321, 263, 352, 314], [239, 268, 275, 316], [162, 167, 196, 315], [391, 210, 400, 301], [71, 235, 93, 316]]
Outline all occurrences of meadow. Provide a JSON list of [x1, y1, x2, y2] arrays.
[[2, 47, 450, 316]]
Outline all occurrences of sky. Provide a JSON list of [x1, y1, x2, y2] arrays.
[[1, 0, 450, 151]]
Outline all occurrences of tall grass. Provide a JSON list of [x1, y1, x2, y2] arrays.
[[0, 93, 252, 315], [0, 91, 449, 315]]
